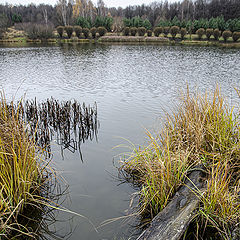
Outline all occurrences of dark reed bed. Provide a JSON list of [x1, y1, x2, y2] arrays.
[[11, 98, 99, 158]]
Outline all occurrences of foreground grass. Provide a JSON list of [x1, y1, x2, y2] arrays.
[[0, 95, 55, 238], [120, 86, 240, 239]]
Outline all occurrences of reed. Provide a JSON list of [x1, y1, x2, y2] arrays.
[[120, 86, 240, 238], [9, 98, 98, 157], [0, 94, 55, 238]]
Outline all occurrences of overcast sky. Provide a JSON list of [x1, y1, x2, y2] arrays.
[[0, 0, 177, 8]]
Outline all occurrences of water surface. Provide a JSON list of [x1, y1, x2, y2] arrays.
[[0, 43, 239, 239]]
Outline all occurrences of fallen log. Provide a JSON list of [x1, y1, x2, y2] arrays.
[[137, 166, 205, 240]]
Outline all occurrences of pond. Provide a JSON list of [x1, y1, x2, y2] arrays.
[[0, 43, 239, 240]]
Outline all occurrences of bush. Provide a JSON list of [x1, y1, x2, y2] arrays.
[[232, 31, 240, 42], [147, 30, 152, 37], [138, 27, 146, 36], [123, 27, 130, 36], [74, 26, 82, 38], [206, 28, 213, 40], [213, 29, 221, 41], [26, 23, 54, 40], [180, 28, 187, 40], [196, 28, 205, 40], [170, 26, 179, 39], [82, 28, 89, 39], [222, 30, 232, 42], [130, 27, 137, 36], [90, 27, 97, 38], [65, 26, 73, 39], [97, 27, 107, 37], [153, 27, 163, 37], [163, 27, 170, 37], [56, 26, 64, 38]]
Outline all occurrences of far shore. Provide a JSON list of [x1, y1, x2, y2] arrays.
[[0, 34, 240, 49]]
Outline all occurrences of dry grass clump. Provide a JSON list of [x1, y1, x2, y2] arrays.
[[0, 94, 54, 238], [120, 86, 240, 238]]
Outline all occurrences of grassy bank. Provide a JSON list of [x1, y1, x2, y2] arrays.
[[1, 30, 240, 49], [120, 86, 240, 239], [0, 95, 55, 238]]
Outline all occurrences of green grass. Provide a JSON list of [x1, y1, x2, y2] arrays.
[[120, 86, 240, 239]]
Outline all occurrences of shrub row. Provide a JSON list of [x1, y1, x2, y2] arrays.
[[124, 26, 240, 42], [57, 26, 107, 39], [123, 27, 153, 37], [153, 26, 240, 42], [195, 28, 240, 42]]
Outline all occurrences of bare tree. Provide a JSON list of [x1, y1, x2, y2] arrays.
[[97, 0, 106, 16], [43, 8, 48, 24], [57, 0, 67, 25]]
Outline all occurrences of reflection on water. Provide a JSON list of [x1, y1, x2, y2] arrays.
[[0, 43, 239, 239], [8, 98, 98, 161], [23, 98, 98, 160]]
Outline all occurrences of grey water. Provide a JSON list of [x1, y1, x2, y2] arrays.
[[0, 43, 239, 240]]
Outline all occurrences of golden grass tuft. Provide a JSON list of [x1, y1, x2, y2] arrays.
[[120, 86, 240, 238], [0, 94, 54, 238]]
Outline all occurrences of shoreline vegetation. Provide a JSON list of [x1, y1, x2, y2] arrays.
[[119, 86, 240, 240], [0, 96, 98, 239], [0, 94, 56, 239], [1, 31, 240, 49]]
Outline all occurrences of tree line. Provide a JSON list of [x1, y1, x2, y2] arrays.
[[0, 0, 240, 31]]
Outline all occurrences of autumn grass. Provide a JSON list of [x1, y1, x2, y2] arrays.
[[119, 86, 240, 239], [0, 94, 56, 238]]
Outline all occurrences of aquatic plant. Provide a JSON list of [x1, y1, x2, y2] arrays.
[[0, 94, 56, 238], [19, 98, 98, 157], [120, 86, 240, 239], [0, 95, 98, 238]]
